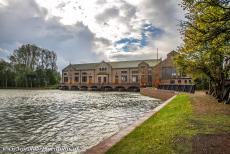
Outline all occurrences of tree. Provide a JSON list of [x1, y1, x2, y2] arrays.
[[0, 59, 15, 88], [0, 44, 60, 88], [175, 0, 230, 103]]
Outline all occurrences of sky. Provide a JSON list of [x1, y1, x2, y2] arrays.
[[0, 0, 185, 70]]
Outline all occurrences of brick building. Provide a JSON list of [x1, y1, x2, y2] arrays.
[[152, 51, 194, 93], [60, 51, 193, 92], [60, 59, 160, 91]]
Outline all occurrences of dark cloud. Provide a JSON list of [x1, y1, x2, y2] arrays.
[[109, 0, 184, 60], [0, 0, 99, 69], [141, 0, 183, 31], [95, 7, 120, 23], [0, 0, 185, 69], [120, 1, 136, 18]]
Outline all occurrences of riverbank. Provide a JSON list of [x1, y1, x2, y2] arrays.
[[140, 87, 176, 101], [86, 95, 176, 154], [105, 92, 230, 154]]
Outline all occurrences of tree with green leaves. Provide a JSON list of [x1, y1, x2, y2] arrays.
[[0, 44, 60, 88], [0, 59, 15, 88], [175, 0, 230, 103]]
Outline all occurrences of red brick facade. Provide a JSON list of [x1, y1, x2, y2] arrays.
[[152, 51, 192, 87]]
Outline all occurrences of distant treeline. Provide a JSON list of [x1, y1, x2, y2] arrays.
[[0, 44, 60, 88]]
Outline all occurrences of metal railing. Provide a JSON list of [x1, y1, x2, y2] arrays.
[[158, 84, 196, 93]]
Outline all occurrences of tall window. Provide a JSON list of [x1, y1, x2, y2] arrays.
[[148, 75, 152, 83], [82, 76, 87, 82], [162, 67, 175, 79], [132, 75, 138, 83], [75, 76, 79, 82], [99, 67, 107, 71], [115, 75, 119, 84], [64, 77, 68, 82], [141, 66, 146, 69], [103, 77, 107, 83], [98, 77, 101, 83], [69, 77, 72, 84], [89, 76, 93, 83], [121, 75, 127, 82], [121, 71, 127, 74]]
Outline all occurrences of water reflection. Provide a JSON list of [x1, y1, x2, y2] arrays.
[[0, 90, 161, 153]]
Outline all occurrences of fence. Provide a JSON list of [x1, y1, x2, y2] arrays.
[[158, 84, 196, 93]]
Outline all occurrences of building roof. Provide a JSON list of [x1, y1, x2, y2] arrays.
[[108, 59, 160, 68], [63, 59, 160, 71]]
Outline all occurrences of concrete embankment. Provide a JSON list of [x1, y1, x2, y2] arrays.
[[140, 87, 176, 101]]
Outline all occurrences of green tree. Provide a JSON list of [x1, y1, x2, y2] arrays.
[[175, 0, 230, 103], [0, 44, 60, 88], [0, 59, 15, 88]]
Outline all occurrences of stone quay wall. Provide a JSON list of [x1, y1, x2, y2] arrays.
[[140, 87, 176, 101]]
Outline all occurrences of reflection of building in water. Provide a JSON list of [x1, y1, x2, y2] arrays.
[[60, 51, 193, 91]]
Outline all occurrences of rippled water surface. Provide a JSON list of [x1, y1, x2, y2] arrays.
[[0, 90, 161, 153]]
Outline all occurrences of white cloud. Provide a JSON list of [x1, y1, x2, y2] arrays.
[[0, 0, 99, 69], [108, 46, 160, 61], [0, 0, 185, 69]]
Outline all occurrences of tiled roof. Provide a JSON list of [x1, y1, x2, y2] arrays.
[[108, 59, 159, 68], [72, 63, 99, 70], [63, 59, 160, 71]]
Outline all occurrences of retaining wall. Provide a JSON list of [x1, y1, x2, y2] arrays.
[[140, 87, 176, 101]]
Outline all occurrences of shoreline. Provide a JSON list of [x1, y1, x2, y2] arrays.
[[0, 87, 59, 90], [85, 94, 177, 154]]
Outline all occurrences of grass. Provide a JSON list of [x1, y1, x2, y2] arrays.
[[106, 94, 195, 154], [106, 93, 230, 154]]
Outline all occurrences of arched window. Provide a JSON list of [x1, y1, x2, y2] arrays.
[[99, 67, 107, 71]]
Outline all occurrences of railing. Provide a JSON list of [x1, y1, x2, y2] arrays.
[[158, 84, 196, 93]]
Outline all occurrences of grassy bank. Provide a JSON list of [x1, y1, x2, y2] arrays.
[[106, 93, 230, 154]]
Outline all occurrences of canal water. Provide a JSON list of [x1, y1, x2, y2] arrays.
[[0, 90, 161, 153]]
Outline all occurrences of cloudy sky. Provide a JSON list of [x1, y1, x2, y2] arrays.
[[0, 0, 184, 69]]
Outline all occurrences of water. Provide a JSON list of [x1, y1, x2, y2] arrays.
[[0, 90, 161, 153]]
